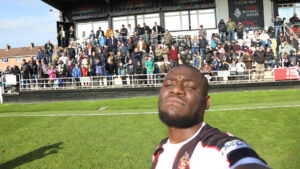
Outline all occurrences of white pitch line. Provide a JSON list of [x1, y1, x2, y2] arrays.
[[0, 105, 299, 118]]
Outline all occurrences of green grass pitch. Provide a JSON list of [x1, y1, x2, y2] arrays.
[[0, 89, 299, 169]]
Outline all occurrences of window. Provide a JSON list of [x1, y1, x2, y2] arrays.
[[190, 9, 216, 29], [16, 58, 23, 63], [112, 16, 135, 32], [2, 58, 8, 63], [76, 21, 109, 40], [137, 13, 160, 28], [164, 11, 189, 31], [278, 3, 300, 23]]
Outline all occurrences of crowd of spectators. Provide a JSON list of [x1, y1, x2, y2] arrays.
[[4, 16, 300, 88]]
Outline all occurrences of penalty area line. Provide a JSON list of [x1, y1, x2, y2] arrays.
[[0, 105, 299, 118]]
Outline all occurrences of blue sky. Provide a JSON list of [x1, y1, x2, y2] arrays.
[[0, 0, 59, 49]]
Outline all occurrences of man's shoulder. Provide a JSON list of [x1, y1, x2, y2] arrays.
[[200, 124, 243, 150]]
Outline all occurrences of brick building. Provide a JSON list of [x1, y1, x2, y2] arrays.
[[0, 44, 41, 72]]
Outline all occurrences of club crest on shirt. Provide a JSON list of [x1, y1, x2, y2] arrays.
[[178, 152, 190, 169]]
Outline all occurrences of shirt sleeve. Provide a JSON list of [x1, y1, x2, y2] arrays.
[[220, 139, 269, 169]]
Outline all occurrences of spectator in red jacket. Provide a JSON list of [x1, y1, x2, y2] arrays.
[[168, 45, 179, 68]]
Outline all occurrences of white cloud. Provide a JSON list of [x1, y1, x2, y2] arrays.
[[0, 12, 59, 48], [18, 0, 39, 6]]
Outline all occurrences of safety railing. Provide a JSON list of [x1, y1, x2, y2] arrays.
[[9, 68, 278, 91]]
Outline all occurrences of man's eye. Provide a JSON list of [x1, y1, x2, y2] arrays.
[[185, 86, 195, 89]]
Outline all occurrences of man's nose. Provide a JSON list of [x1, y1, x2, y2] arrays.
[[171, 83, 185, 96]]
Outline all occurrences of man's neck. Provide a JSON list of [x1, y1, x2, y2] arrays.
[[168, 122, 203, 144]]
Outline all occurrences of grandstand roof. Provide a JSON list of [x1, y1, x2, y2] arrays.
[[0, 46, 41, 58], [42, 0, 109, 10]]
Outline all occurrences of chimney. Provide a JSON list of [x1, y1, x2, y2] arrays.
[[30, 42, 34, 49], [5, 44, 10, 51]]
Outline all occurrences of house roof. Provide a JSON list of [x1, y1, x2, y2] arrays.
[[0, 46, 42, 58]]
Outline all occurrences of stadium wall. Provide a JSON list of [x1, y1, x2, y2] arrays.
[[3, 81, 300, 103]]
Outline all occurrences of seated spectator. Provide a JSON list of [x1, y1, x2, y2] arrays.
[[259, 30, 271, 49], [120, 25, 128, 37], [201, 62, 212, 81], [233, 41, 242, 59], [279, 50, 289, 68], [289, 50, 297, 67], [251, 30, 261, 47], [115, 30, 120, 39], [241, 41, 250, 52], [89, 30, 96, 40], [265, 47, 275, 69]]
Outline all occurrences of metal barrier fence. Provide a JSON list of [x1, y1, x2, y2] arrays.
[[1, 69, 275, 91]]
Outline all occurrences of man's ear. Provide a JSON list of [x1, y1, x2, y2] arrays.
[[205, 96, 211, 110]]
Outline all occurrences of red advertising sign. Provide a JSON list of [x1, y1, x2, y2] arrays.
[[274, 68, 300, 81]]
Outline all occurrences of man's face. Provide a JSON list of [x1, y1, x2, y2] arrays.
[[158, 66, 210, 128]]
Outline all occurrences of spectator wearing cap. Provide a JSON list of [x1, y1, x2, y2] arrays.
[[198, 25, 207, 38]]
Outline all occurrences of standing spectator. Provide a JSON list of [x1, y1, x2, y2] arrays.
[[48, 64, 57, 87], [155, 45, 163, 61], [38, 60, 48, 87], [150, 29, 158, 48], [163, 29, 172, 49], [96, 27, 105, 40], [279, 50, 289, 68], [30, 59, 38, 87], [142, 29, 151, 49], [105, 57, 116, 86], [242, 50, 254, 80], [37, 47, 45, 63], [142, 23, 150, 35], [127, 24, 134, 36], [198, 35, 208, 59], [95, 57, 105, 86], [242, 41, 250, 52], [106, 34, 118, 54], [288, 50, 297, 67], [99, 35, 106, 49], [119, 42, 128, 63], [236, 21, 244, 40], [153, 21, 164, 43], [44, 40, 54, 64], [120, 25, 128, 37], [191, 35, 200, 57], [90, 37, 97, 47], [290, 35, 299, 52], [185, 35, 192, 49], [163, 45, 169, 62], [21, 59, 30, 88], [66, 45, 76, 60], [137, 37, 147, 52], [218, 19, 227, 43], [131, 48, 141, 66], [168, 45, 179, 68], [105, 27, 114, 39], [254, 46, 266, 80], [57, 26, 67, 47], [226, 18, 236, 41], [159, 61, 171, 74], [198, 25, 207, 38], [68, 26, 75, 45], [296, 51, 300, 67], [132, 32, 139, 48], [193, 52, 202, 71], [135, 24, 143, 37], [126, 59, 135, 85], [114, 30, 120, 39], [236, 58, 246, 80], [274, 15, 283, 38], [118, 62, 127, 86], [81, 31, 88, 47], [201, 62, 212, 81], [145, 56, 154, 85], [289, 13, 299, 24], [233, 41, 242, 59], [72, 63, 81, 86], [89, 30, 96, 40], [265, 47, 275, 69]]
